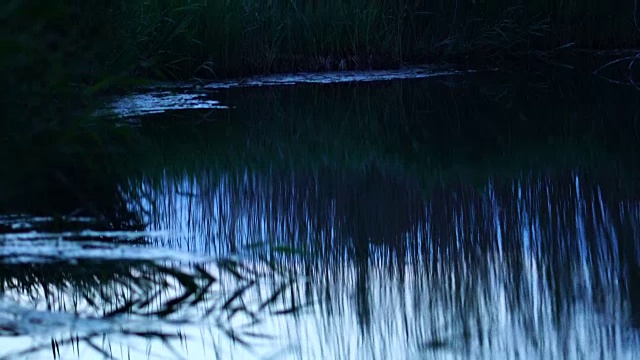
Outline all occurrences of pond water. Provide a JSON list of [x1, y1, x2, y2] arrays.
[[2, 67, 640, 359]]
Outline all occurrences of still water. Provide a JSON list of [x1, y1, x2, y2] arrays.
[[1, 67, 640, 359]]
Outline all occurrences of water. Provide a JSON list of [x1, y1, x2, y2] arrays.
[[1, 67, 640, 359]]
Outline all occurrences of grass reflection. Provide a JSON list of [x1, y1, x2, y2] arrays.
[[101, 72, 640, 358], [3, 70, 640, 358], [0, 246, 306, 359], [125, 164, 640, 358]]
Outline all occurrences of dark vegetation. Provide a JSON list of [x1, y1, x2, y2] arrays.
[[1, 2, 134, 225], [3, 0, 640, 97], [111, 0, 640, 78]]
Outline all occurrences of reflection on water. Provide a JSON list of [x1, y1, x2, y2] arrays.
[[124, 166, 640, 359], [0, 257, 303, 359], [2, 70, 640, 359]]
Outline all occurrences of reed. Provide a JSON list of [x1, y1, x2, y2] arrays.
[[3, 0, 639, 96], [109, 0, 640, 79]]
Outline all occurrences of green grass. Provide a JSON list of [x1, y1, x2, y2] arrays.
[[2, 0, 639, 115], [108, 0, 640, 79]]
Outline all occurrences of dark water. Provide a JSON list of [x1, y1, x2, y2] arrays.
[[2, 68, 640, 359]]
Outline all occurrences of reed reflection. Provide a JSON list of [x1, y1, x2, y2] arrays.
[[127, 166, 640, 358]]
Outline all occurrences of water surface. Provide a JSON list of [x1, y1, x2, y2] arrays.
[[1, 67, 640, 359]]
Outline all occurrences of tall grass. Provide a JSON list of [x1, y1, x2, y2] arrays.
[[108, 0, 640, 79], [3, 1, 640, 90]]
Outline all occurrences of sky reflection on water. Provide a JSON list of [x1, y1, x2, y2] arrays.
[[117, 167, 640, 359], [3, 69, 640, 359]]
